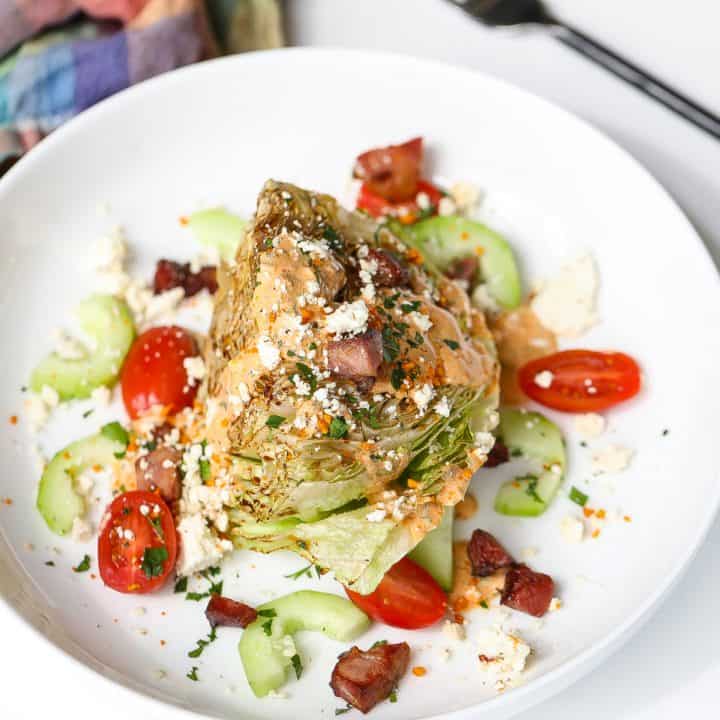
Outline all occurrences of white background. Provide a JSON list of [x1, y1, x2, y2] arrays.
[[2, 1, 719, 717]]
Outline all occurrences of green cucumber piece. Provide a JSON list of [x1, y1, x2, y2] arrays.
[[37, 426, 128, 535], [404, 216, 522, 309], [30, 295, 135, 401], [494, 409, 566, 517], [239, 590, 370, 697], [409, 506, 454, 591], [187, 207, 246, 263]]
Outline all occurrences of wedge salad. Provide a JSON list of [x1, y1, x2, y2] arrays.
[[22, 136, 642, 713]]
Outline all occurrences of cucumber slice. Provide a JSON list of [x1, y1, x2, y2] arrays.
[[239, 590, 370, 698], [493, 408, 566, 517], [404, 216, 522, 309], [409, 506, 454, 591], [187, 208, 246, 263], [37, 427, 128, 535], [30, 295, 135, 401]]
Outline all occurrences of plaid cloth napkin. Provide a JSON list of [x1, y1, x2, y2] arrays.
[[0, 0, 282, 174]]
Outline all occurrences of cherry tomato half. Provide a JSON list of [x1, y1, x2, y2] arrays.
[[518, 350, 641, 412], [98, 490, 177, 594], [345, 557, 447, 629], [357, 179, 444, 221], [121, 325, 199, 419], [354, 136, 423, 202]]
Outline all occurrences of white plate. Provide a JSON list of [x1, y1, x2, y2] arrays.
[[0, 48, 718, 720]]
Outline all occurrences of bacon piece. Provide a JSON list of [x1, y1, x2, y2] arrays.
[[327, 329, 383, 379], [484, 439, 509, 468], [501, 564, 554, 617], [367, 248, 410, 288], [331, 642, 410, 714], [153, 259, 217, 296], [467, 529, 515, 577], [445, 256, 478, 285], [134, 445, 183, 503], [205, 595, 258, 629], [354, 137, 423, 202]]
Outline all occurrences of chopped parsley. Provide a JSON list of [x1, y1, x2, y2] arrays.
[[174, 576, 188, 593], [82, 409, 94, 419], [295, 362, 317, 393], [100, 422, 129, 458], [400, 301, 421, 314], [370, 639, 388, 649], [323, 225, 343, 250], [522, 475, 542, 503], [141, 546, 168, 579], [266, 415, 286, 429], [381, 325, 400, 362], [44, 561, 55, 567], [150, 516, 165, 541], [186, 591, 209, 602], [569, 486, 589, 507], [291, 653, 303, 680], [510, 447, 523, 457], [262, 619, 274, 636], [143, 439, 158, 452], [188, 626, 217, 658], [383, 292, 400, 309], [284, 564, 316, 580], [443, 339, 460, 350], [390, 366, 406, 390], [257, 608, 277, 618], [199, 457, 211, 482], [662, 428, 670, 436], [328, 416, 349, 439], [186, 666, 199, 681], [480, 600, 489, 609], [73, 555, 91, 573], [389, 689, 398, 703], [335, 706, 352, 716]]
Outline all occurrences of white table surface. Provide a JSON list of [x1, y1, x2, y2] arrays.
[[2, 1, 719, 717]]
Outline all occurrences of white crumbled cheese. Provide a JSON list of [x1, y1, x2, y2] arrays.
[[53, 329, 86, 360], [434, 396, 451, 417], [549, 597, 562, 612], [266, 690, 288, 700], [279, 634, 298, 659], [292, 375, 312, 396], [443, 620, 467, 641], [366, 508, 387, 523], [560, 515, 584, 543], [183, 356, 206, 386], [90, 385, 112, 407], [533, 370, 554, 389], [23, 394, 50, 433], [474, 431, 496, 455], [257, 336, 281, 370], [477, 627, 531, 683], [75, 473, 94, 497], [438, 196, 457, 216], [297, 237, 331, 258], [325, 300, 369, 337], [574, 412, 606, 439], [124, 281, 153, 319], [450, 181, 482, 214], [40, 385, 59, 408], [133, 607, 147, 617], [416, 191, 431, 210], [90, 226, 127, 272], [144, 287, 185, 323], [531, 253, 599, 337], [591, 445, 633, 475], [176, 513, 232, 576], [412, 384, 435, 414], [71, 517, 92, 543], [410, 311, 433, 333], [472, 284, 500, 314]]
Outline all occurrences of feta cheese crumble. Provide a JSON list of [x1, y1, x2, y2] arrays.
[[412, 384, 435, 414], [176, 513, 232, 576], [257, 336, 281, 370], [560, 515, 584, 543], [71, 517, 92, 543], [591, 445, 633, 475], [476, 627, 531, 686], [325, 300, 369, 337], [573, 412, 606, 439], [183, 356, 206, 387], [531, 253, 599, 337], [533, 370, 554, 389]]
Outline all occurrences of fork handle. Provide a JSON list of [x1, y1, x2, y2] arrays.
[[550, 22, 720, 140]]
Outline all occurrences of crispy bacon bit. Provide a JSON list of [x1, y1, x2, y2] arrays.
[[467, 529, 515, 577], [328, 329, 384, 379], [134, 446, 183, 502], [205, 595, 257, 628], [445, 256, 478, 285], [484, 439, 510, 468], [354, 137, 423, 202], [367, 248, 410, 288], [501, 564, 554, 617], [153, 259, 218, 297], [331, 642, 410, 714]]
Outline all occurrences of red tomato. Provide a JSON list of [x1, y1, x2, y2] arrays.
[[98, 490, 177, 594], [121, 325, 199, 419], [345, 557, 447, 629], [518, 350, 641, 412], [354, 136, 423, 202], [357, 179, 444, 221]]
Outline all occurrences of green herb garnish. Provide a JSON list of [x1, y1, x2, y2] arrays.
[[328, 416, 349, 439], [266, 415, 286, 429], [291, 653, 303, 680], [370, 640, 388, 649], [45, 561, 55, 567], [186, 666, 199, 681], [101, 421, 129, 447], [188, 626, 217, 658], [443, 339, 460, 350], [284, 564, 316, 580], [174, 576, 188, 593], [295, 362, 317, 393], [522, 475, 542, 503], [257, 608, 277, 618], [390, 366, 406, 390], [569, 486, 588, 507], [73, 555, 91, 573], [400, 301, 421, 314], [198, 458, 211, 481], [335, 706, 352, 716], [141, 546, 168, 579], [389, 689, 398, 703], [262, 619, 273, 636], [186, 591, 209, 602], [82, 409, 94, 419]]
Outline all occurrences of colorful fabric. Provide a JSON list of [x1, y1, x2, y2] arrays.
[[0, 0, 282, 167]]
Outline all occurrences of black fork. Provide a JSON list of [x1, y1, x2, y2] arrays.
[[446, 0, 720, 140]]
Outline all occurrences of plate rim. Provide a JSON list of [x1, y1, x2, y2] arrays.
[[1, 46, 718, 720]]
